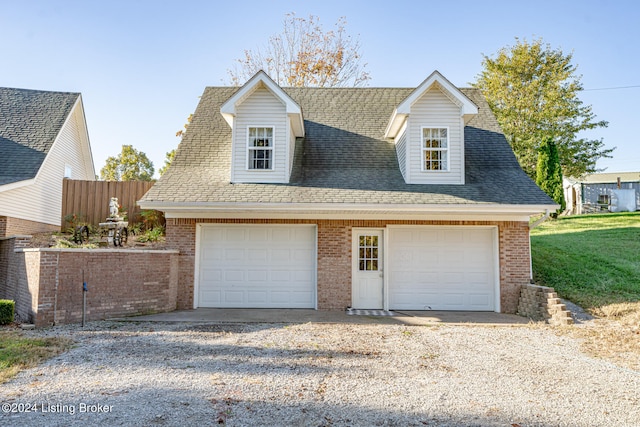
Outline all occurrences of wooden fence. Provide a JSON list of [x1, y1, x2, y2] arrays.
[[61, 180, 156, 228]]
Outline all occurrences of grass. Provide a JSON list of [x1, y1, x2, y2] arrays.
[[531, 212, 640, 370], [531, 211, 640, 310], [0, 329, 73, 383]]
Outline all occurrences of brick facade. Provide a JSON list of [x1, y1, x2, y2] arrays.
[[1, 242, 179, 327], [167, 218, 533, 313], [0, 216, 60, 237]]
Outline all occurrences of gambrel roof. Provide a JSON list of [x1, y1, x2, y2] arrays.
[[140, 85, 555, 213], [0, 88, 79, 186]]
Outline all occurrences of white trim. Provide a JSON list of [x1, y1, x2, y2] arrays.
[[220, 70, 304, 137], [164, 211, 535, 222], [246, 125, 275, 171], [385, 70, 478, 138], [386, 224, 501, 313], [0, 178, 36, 193], [194, 223, 203, 308], [420, 126, 450, 172], [194, 223, 318, 309], [230, 117, 237, 183], [140, 201, 558, 216]]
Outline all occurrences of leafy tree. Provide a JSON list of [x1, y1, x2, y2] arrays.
[[227, 13, 370, 87], [158, 149, 176, 176], [474, 38, 612, 178], [536, 138, 565, 211], [100, 145, 154, 181]]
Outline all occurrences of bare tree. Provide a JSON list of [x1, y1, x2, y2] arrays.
[[227, 13, 370, 87]]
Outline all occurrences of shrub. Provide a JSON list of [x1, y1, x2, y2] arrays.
[[0, 300, 15, 325], [137, 226, 165, 243]]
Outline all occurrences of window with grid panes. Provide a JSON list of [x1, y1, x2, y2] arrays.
[[248, 127, 273, 170], [358, 235, 379, 271], [422, 127, 448, 171]]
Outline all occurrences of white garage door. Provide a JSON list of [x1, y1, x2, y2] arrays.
[[197, 225, 316, 308], [388, 227, 497, 311]]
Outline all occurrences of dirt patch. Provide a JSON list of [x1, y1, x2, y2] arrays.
[[558, 303, 640, 372]]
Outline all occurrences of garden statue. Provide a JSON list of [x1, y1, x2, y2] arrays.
[[101, 196, 128, 247], [109, 197, 119, 218]]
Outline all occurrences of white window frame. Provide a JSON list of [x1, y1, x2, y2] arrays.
[[421, 126, 449, 172], [247, 126, 275, 171], [64, 164, 73, 179]]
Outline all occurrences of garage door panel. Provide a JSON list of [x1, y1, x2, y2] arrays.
[[198, 225, 316, 308], [389, 227, 496, 311]]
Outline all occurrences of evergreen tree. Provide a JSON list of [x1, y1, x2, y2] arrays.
[[536, 138, 565, 212]]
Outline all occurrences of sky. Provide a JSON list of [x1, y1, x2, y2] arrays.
[[1, 0, 638, 177]]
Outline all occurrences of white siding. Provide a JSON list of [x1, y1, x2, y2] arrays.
[[395, 126, 408, 182], [232, 87, 289, 183], [406, 87, 464, 184], [288, 119, 296, 180], [0, 101, 95, 226]]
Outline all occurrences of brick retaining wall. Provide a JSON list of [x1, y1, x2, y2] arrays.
[[518, 283, 574, 325], [2, 242, 179, 327]]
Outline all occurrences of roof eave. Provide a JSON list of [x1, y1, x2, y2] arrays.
[[139, 200, 558, 217]]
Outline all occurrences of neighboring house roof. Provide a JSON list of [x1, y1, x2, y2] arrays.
[[141, 86, 555, 211], [0, 87, 80, 186], [570, 172, 640, 185]]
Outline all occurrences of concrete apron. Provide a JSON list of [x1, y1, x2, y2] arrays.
[[116, 309, 531, 326]]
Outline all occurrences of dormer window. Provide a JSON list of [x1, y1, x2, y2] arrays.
[[422, 127, 448, 171], [248, 126, 274, 170]]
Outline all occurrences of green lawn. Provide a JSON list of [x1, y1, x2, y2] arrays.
[[530, 212, 640, 310]]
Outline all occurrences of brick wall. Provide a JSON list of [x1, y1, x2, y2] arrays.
[[167, 218, 533, 313], [8, 248, 179, 327], [0, 236, 34, 322], [0, 216, 6, 237]]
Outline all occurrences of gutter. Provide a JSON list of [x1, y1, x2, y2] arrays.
[[529, 209, 551, 229]]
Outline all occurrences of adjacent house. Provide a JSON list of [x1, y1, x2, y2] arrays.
[[139, 70, 557, 314], [564, 172, 640, 214], [0, 88, 94, 236]]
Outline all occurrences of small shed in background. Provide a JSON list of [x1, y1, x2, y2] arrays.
[[564, 172, 640, 214]]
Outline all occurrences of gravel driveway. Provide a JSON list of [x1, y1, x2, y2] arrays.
[[1, 320, 639, 426]]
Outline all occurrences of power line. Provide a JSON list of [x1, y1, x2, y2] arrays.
[[583, 85, 640, 91]]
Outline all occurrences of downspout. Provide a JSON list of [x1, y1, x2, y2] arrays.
[[529, 209, 551, 230], [528, 209, 551, 280]]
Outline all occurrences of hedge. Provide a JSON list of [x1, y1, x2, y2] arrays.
[[0, 299, 15, 325]]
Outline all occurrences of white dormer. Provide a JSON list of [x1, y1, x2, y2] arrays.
[[385, 71, 478, 185], [220, 70, 304, 183]]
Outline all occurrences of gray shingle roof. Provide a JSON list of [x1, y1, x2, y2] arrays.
[[0, 88, 79, 186], [141, 86, 554, 207]]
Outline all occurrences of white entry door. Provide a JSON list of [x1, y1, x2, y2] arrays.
[[352, 229, 384, 309]]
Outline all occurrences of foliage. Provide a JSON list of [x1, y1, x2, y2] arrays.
[[473, 38, 611, 178], [175, 114, 193, 138], [137, 226, 165, 243], [140, 210, 164, 230], [0, 331, 72, 383], [51, 237, 97, 249], [531, 212, 640, 310], [100, 145, 155, 181], [535, 138, 565, 211], [228, 13, 370, 87], [0, 300, 14, 325], [158, 149, 176, 176]]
